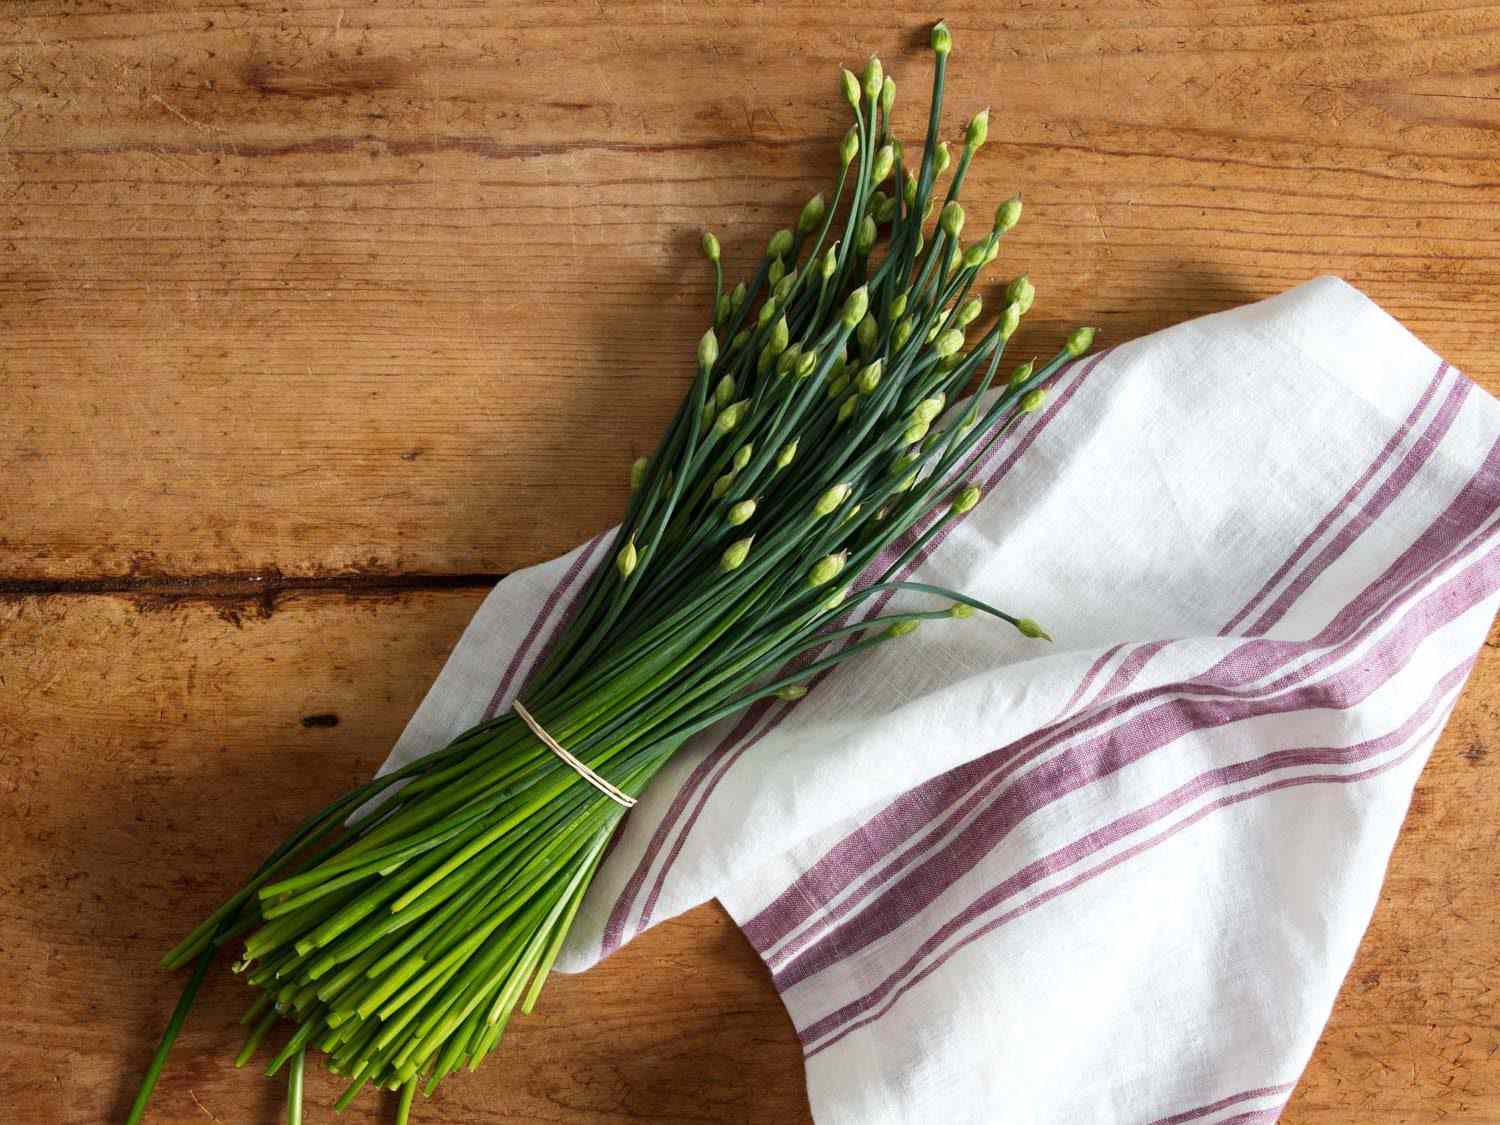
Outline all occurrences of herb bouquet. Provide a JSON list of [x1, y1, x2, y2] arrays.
[[129, 21, 1094, 1124]]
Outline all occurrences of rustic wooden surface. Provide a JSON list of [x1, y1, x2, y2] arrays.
[[2, 1, 1498, 1121]]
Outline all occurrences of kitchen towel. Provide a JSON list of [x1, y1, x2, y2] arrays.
[[378, 276, 1500, 1124]]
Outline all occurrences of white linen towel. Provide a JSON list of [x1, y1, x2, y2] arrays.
[[378, 276, 1500, 1124]]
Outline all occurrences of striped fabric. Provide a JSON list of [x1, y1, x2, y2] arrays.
[[377, 277, 1500, 1123]]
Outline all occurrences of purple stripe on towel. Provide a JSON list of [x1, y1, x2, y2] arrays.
[[1149, 1084, 1296, 1125], [1243, 369, 1468, 637], [481, 530, 608, 721], [1220, 360, 1449, 636]]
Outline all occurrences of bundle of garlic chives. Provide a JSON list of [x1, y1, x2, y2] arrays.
[[127, 20, 1095, 1124]]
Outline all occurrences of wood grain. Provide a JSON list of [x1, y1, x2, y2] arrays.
[[2, 1, 1498, 1121], [6, 0, 1500, 580]]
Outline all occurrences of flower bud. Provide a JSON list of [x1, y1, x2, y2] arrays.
[[1020, 388, 1046, 414], [948, 240, 963, 274], [856, 312, 878, 355], [698, 328, 719, 370], [826, 372, 849, 399], [903, 169, 918, 208], [720, 536, 754, 572], [880, 76, 896, 116], [994, 195, 1022, 232], [616, 539, 638, 579], [999, 301, 1021, 340], [961, 240, 988, 269], [1006, 274, 1035, 316], [714, 293, 731, 329], [889, 291, 908, 319], [757, 297, 778, 328], [727, 498, 756, 526], [1016, 617, 1052, 640], [840, 68, 861, 108], [701, 231, 720, 262], [731, 329, 750, 352], [768, 255, 786, 287], [837, 394, 858, 424], [939, 200, 965, 240], [1008, 359, 1035, 389], [630, 457, 649, 490], [814, 482, 852, 517], [701, 398, 717, 428], [932, 328, 965, 358], [935, 141, 951, 175], [931, 21, 952, 56], [730, 281, 747, 311], [807, 552, 847, 587], [767, 229, 794, 260], [871, 143, 895, 184], [715, 399, 750, 433], [776, 439, 798, 470], [713, 375, 736, 410], [949, 602, 975, 619], [888, 450, 916, 478], [775, 684, 809, 701], [776, 342, 802, 377], [892, 314, 914, 352], [712, 472, 735, 499], [965, 108, 989, 150], [855, 214, 877, 256], [732, 443, 753, 472], [821, 243, 839, 280], [824, 584, 850, 611], [797, 192, 827, 235], [952, 484, 982, 514], [855, 359, 883, 395], [886, 618, 920, 638], [768, 315, 790, 355], [914, 394, 945, 423], [1066, 326, 1097, 357], [872, 191, 897, 224], [956, 296, 982, 327], [862, 56, 884, 102], [840, 127, 860, 168], [903, 418, 930, 445], [757, 344, 776, 377], [796, 349, 818, 379], [840, 285, 870, 329]]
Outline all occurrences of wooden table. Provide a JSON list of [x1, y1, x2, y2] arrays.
[[3, 2, 1498, 1121]]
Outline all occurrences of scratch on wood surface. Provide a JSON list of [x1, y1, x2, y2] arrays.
[[189, 1089, 219, 1122]]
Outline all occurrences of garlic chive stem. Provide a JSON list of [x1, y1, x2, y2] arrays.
[[286, 1045, 305, 1125]]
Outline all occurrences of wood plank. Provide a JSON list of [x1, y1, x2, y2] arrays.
[[0, 590, 1495, 1122], [5, 0, 1500, 579]]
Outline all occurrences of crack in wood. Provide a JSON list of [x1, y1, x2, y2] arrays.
[[0, 569, 503, 606]]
